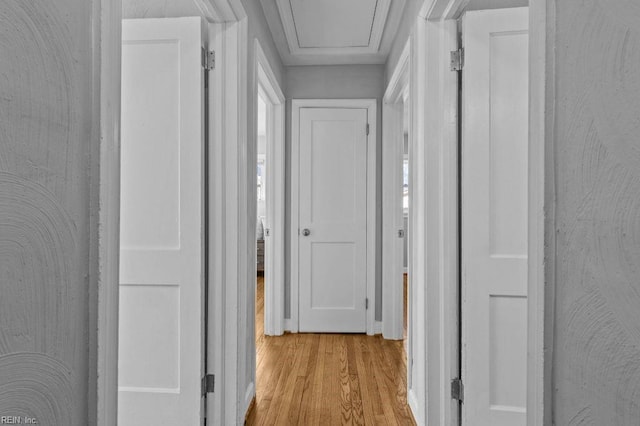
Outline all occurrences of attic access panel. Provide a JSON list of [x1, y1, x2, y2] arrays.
[[276, 0, 391, 55]]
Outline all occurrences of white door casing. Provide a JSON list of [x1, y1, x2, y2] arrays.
[[462, 7, 529, 426], [298, 107, 369, 332], [118, 17, 205, 426]]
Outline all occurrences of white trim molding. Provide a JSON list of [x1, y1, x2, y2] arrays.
[[290, 98, 378, 336], [205, 2, 250, 425], [528, 0, 553, 424], [208, 12, 252, 426], [96, 0, 121, 424]]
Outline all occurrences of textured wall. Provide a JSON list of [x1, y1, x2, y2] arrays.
[[552, 0, 640, 424], [0, 0, 97, 424], [284, 64, 386, 321]]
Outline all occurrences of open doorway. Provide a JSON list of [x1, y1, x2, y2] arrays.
[[252, 40, 285, 338], [402, 95, 410, 344], [382, 39, 411, 341], [255, 91, 267, 336]]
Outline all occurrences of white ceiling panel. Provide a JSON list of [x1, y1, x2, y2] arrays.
[[263, 0, 404, 65], [291, 0, 377, 48]]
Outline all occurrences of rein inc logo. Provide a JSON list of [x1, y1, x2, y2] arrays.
[[0, 417, 37, 424]]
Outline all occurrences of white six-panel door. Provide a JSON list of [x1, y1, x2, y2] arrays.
[[119, 17, 205, 426], [462, 8, 529, 426], [298, 107, 368, 332]]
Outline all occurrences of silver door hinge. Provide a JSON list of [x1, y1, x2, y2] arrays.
[[366, 123, 370, 136], [450, 48, 464, 71], [365, 298, 369, 310], [202, 374, 215, 396], [202, 48, 215, 70], [398, 229, 405, 238], [451, 378, 464, 402]]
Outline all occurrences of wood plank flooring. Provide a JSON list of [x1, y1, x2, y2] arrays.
[[247, 276, 415, 425]]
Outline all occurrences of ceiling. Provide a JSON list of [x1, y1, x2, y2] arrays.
[[261, 0, 406, 66]]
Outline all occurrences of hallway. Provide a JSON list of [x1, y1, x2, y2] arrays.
[[248, 277, 415, 425]]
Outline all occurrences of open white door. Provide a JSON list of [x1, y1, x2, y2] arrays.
[[119, 17, 205, 426], [461, 7, 529, 426], [298, 107, 368, 333], [381, 99, 406, 341]]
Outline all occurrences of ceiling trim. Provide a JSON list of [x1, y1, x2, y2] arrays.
[[275, 0, 391, 56]]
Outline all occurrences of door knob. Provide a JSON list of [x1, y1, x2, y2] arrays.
[[302, 228, 311, 236]]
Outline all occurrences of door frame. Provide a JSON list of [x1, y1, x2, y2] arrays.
[[253, 40, 286, 336], [382, 39, 410, 341], [290, 98, 377, 336], [382, 7, 438, 423], [418, 0, 551, 425], [96, 0, 251, 425]]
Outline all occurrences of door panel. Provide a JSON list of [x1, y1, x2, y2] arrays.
[[119, 17, 205, 426], [461, 8, 529, 426], [299, 108, 368, 332]]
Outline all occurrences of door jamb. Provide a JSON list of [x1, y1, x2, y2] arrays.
[[382, 39, 410, 341], [422, 0, 550, 425], [290, 98, 378, 336], [253, 40, 286, 336], [206, 7, 252, 424]]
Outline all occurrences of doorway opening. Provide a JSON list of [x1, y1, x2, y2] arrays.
[[382, 38, 411, 343], [252, 40, 286, 339], [255, 90, 267, 333], [402, 94, 410, 346]]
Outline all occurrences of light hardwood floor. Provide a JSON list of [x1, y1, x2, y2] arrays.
[[247, 275, 415, 425]]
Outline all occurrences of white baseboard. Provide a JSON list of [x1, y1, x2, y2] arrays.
[[241, 382, 255, 423], [284, 318, 377, 334], [407, 388, 422, 425]]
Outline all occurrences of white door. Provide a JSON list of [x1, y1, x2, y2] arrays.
[[119, 17, 205, 426], [299, 107, 368, 332], [462, 7, 529, 426], [381, 100, 406, 340]]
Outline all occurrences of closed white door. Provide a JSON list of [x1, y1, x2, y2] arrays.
[[461, 7, 529, 426], [119, 17, 205, 426], [299, 107, 368, 332]]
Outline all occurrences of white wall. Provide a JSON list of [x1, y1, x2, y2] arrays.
[[550, 0, 640, 423], [284, 64, 386, 321], [0, 0, 100, 424]]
